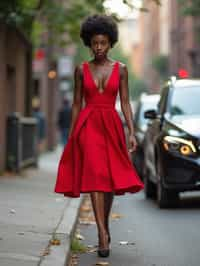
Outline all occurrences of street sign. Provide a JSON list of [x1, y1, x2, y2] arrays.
[[58, 56, 73, 78]]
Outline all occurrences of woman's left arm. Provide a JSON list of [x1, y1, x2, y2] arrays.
[[119, 63, 137, 153]]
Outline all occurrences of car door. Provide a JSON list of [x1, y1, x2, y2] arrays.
[[144, 86, 169, 183]]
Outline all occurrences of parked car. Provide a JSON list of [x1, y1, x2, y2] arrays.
[[133, 93, 160, 178], [115, 98, 136, 126], [143, 78, 200, 208]]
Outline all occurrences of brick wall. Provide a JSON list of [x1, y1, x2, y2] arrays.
[[0, 25, 30, 172]]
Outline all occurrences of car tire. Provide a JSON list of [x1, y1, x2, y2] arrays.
[[157, 178, 179, 208], [144, 168, 156, 199]]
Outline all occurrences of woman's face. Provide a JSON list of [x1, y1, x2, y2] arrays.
[[90, 34, 111, 59]]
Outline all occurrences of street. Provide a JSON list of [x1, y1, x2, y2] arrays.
[[70, 191, 200, 266]]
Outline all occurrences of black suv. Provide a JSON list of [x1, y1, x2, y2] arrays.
[[143, 78, 200, 208]]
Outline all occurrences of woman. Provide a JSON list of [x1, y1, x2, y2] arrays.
[[54, 14, 144, 257]]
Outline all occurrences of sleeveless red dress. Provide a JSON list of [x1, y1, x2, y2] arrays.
[[54, 61, 144, 197]]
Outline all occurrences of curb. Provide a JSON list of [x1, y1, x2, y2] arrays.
[[40, 195, 83, 266]]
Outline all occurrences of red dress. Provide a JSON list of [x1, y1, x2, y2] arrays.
[[54, 61, 144, 197]]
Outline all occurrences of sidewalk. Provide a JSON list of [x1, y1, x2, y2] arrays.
[[0, 145, 82, 266]]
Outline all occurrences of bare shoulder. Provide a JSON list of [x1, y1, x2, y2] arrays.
[[74, 63, 84, 79], [118, 61, 128, 78]]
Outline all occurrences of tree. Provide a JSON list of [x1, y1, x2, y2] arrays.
[[178, 0, 200, 17], [0, 0, 162, 45], [0, 0, 42, 36], [0, 0, 104, 43]]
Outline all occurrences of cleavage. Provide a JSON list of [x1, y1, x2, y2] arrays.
[[93, 71, 109, 91], [89, 63, 115, 92]]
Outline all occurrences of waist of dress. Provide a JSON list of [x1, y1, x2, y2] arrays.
[[85, 103, 115, 109]]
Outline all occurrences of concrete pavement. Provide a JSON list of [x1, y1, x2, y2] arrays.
[[0, 145, 82, 266], [75, 191, 200, 266]]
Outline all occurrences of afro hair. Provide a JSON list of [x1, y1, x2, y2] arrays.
[[80, 14, 118, 48]]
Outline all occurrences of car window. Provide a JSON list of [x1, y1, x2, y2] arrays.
[[170, 86, 200, 116]]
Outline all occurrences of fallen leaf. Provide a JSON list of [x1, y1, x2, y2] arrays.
[[79, 220, 96, 225], [87, 245, 98, 253], [80, 205, 92, 212], [71, 254, 78, 259], [43, 250, 50, 256], [79, 217, 96, 225], [80, 213, 95, 220], [111, 213, 123, 220], [69, 254, 79, 266], [50, 239, 61, 245]]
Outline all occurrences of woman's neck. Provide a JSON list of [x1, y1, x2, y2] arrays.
[[92, 56, 110, 65]]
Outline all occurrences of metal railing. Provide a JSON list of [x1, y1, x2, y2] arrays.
[[6, 113, 38, 172]]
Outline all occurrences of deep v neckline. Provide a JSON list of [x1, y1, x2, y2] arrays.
[[86, 61, 117, 94]]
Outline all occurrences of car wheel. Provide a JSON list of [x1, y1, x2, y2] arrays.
[[157, 178, 179, 208], [144, 168, 156, 199]]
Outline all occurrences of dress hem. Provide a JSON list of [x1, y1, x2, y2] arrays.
[[54, 184, 144, 198]]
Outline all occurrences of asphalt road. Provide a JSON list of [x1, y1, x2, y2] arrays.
[[71, 191, 200, 266]]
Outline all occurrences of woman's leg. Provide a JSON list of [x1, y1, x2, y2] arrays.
[[90, 192, 109, 250], [104, 192, 114, 241]]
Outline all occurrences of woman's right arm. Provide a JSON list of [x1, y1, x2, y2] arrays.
[[68, 64, 83, 138]]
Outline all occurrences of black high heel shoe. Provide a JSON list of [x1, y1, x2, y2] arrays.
[[98, 248, 110, 257], [97, 233, 110, 258]]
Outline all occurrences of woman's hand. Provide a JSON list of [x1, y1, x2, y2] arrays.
[[128, 133, 137, 153]]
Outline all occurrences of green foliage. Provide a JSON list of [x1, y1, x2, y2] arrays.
[[32, 0, 106, 46], [0, 0, 105, 41], [178, 0, 200, 17], [152, 54, 169, 81], [71, 238, 87, 253], [1, 0, 163, 44], [31, 20, 44, 47], [74, 41, 90, 65], [0, 0, 40, 36]]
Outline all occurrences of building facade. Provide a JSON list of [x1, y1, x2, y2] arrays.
[[0, 24, 32, 172], [138, 0, 161, 92], [169, 0, 200, 78]]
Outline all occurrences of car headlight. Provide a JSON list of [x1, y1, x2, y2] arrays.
[[163, 136, 197, 156]]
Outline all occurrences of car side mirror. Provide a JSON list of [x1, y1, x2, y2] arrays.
[[144, 109, 158, 119]]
